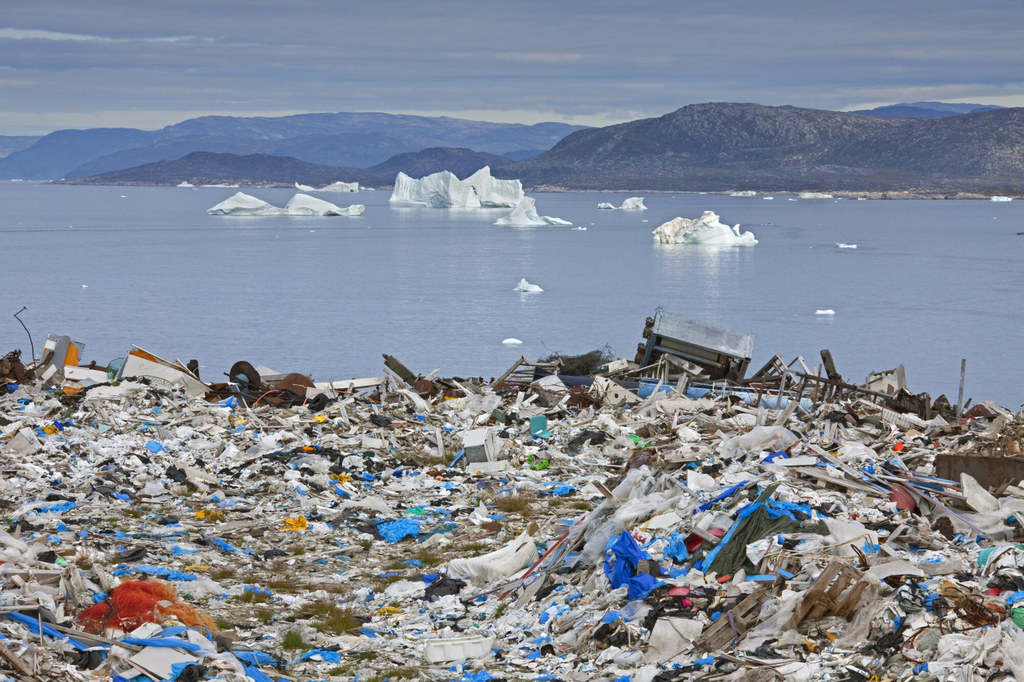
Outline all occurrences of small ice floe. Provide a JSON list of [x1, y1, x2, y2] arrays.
[[991, 195, 1012, 202], [502, 338, 524, 345], [573, 226, 587, 231], [835, 242, 857, 249], [81, 284, 88, 288], [815, 309, 836, 316], [513, 278, 543, 293]]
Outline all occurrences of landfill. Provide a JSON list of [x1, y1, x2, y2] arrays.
[[3, 321, 1024, 682]]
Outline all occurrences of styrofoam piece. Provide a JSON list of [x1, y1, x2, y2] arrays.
[[423, 634, 496, 663]]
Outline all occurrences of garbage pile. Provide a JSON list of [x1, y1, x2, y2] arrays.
[[3, 335, 1024, 682]]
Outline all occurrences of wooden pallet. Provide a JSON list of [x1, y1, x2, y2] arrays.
[[790, 559, 867, 627]]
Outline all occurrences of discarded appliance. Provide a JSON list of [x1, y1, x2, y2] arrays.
[[461, 426, 503, 464], [637, 310, 755, 381]]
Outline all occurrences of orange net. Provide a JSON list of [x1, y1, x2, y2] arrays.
[[77, 579, 215, 633]]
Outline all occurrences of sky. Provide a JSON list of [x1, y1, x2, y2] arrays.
[[2, 0, 1023, 136]]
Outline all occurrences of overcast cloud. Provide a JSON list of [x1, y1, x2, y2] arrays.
[[2, 0, 1023, 134]]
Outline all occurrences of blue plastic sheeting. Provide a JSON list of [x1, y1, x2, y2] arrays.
[[664, 532, 690, 563], [232, 651, 278, 667], [603, 532, 646, 589], [29, 500, 76, 514], [293, 648, 342, 664], [244, 664, 273, 682], [377, 518, 420, 543], [118, 565, 198, 581], [627, 573, 664, 600], [209, 537, 253, 554], [696, 481, 749, 513], [454, 672, 494, 682], [2, 612, 89, 649], [122, 637, 202, 652]]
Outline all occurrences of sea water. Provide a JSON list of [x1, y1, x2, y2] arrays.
[[2, 182, 1022, 408]]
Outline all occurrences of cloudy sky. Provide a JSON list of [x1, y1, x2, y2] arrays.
[[3, 0, 1023, 135]]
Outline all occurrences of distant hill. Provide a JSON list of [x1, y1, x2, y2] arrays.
[[58, 102, 1024, 194], [0, 135, 41, 159], [852, 101, 1003, 119], [500, 102, 1024, 194], [64, 151, 359, 187], [0, 112, 586, 180], [63, 147, 512, 188]]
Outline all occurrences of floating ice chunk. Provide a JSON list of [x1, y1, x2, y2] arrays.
[[176, 181, 194, 188], [295, 182, 316, 192], [815, 309, 836, 315], [284, 193, 364, 216], [597, 197, 646, 210], [651, 210, 757, 246], [799, 192, 833, 199], [502, 338, 524, 345], [207, 192, 364, 216], [730, 190, 756, 197], [319, 181, 359, 192], [513, 278, 543, 293], [495, 196, 571, 227], [206, 192, 279, 215], [835, 242, 857, 249], [991, 195, 1013, 202], [388, 166, 523, 208]]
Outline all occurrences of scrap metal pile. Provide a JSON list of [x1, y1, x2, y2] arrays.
[[2, 328, 1024, 682]]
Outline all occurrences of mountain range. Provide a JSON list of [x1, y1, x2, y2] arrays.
[[8, 101, 1023, 195]]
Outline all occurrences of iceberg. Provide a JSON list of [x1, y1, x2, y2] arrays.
[[207, 192, 278, 216], [206, 192, 364, 216], [388, 166, 523, 208], [991, 195, 1013, 202], [295, 182, 316, 192], [495, 196, 571, 227], [835, 242, 857, 249], [730, 190, 756, 197], [799, 192, 833, 199], [284, 194, 365, 216], [502, 338, 524, 345], [651, 211, 757, 246], [597, 197, 647, 210], [513, 278, 543, 293], [176, 181, 195, 188], [815, 309, 836, 315], [320, 181, 359, 193]]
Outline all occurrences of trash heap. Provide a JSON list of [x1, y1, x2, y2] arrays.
[[3, 339, 1024, 682]]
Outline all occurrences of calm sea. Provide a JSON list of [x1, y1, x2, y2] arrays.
[[2, 182, 1022, 409]]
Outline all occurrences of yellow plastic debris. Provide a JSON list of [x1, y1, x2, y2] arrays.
[[282, 516, 308, 531], [375, 606, 403, 616]]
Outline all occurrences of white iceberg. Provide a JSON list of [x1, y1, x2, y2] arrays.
[[206, 192, 364, 216], [320, 181, 359, 193], [495, 196, 572, 227], [284, 194, 365, 216], [514, 278, 543, 293], [598, 197, 647, 210], [388, 166, 523, 208], [207, 192, 279, 216], [502, 338, 524, 345], [815, 309, 836, 315], [730, 190, 756, 197], [991, 195, 1013, 202], [799, 192, 833, 199], [295, 182, 316, 192], [651, 210, 757, 246], [176, 181, 195, 188], [835, 242, 857, 249]]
